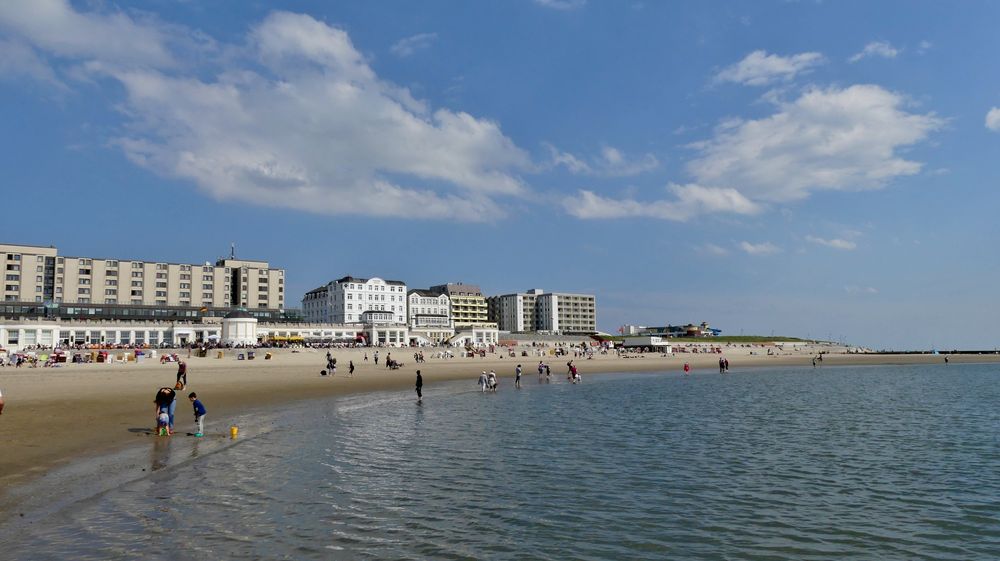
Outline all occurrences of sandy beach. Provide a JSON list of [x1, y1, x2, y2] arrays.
[[1, 344, 997, 519]]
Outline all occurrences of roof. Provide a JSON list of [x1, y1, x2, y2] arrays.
[[224, 310, 255, 319], [335, 275, 406, 286], [429, 283, 482, 296], [408, 289, 447, 298]]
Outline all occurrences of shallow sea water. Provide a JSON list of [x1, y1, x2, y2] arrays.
[[5, 363, 1000, 560]]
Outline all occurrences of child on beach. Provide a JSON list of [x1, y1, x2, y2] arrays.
[[189, 392, 206, 437], [157, 409, 170, 436]]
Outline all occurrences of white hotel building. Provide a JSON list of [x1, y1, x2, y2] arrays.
[[487, 289, 597, 335], [302, 276, 408, 324], [407, 289, 454, 344]]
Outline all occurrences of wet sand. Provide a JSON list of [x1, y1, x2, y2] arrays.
[[0, 345, 995, 518]]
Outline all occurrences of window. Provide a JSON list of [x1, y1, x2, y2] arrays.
[[106, 270, 117, 277], [6, 264, 20, 271], [5, 274, 18, 281], [202, 284, 213, 290], [156, 282, 167, 288], [105, 289, 117, 296], [156, 291, 167, 297], [130, 290, 142, 296], [203, 266, 213, 273], [79, 278, 90, 285], [106, 260, 118, 267], [79, 268, 91, 275], [180, 291, 190, 298], [202, 275, 212, 281], [36, 285, 42, 292], [105, 298, 116, 304], [180, 274, 190, 280], [156, 273, 167, 279], [36, 265, 43, 272], [157, 263, 168, 270], [180, 283, 190, 289], [106, 280, 118, 286], [132, 271, 142, 278], [78, 287, 91, 295], [132, 262, 143, 269]]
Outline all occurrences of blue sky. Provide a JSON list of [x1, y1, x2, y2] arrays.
[[1, 0, 999, 350]]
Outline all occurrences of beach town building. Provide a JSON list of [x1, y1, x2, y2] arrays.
[[428, 283, 494, 329], [0, 314, 406, 351], [406, 289, 454, 344], [487, 289, 597, 335], [301, 276, 408, 325], [0, 243, 286, 321]]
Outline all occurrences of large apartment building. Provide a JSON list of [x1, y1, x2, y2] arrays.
[[302, 276, 408, 324], [487, 289, 597, 335], [429, 283, 495, 329], [0, 243, 285, 320]]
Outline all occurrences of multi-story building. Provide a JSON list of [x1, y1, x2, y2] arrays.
[[428, 283, 495, 329], [407, 289, 453, 344], [487, 289, 596, 335], [0, 243, 285, 320], [302, 276, 407, 324]]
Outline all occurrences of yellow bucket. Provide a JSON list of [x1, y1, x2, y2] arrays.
[[230, 425, 239, 439]]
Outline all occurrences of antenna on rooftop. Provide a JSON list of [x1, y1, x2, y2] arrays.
[[230, 242, 235, 260]]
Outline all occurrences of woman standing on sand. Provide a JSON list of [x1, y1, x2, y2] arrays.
[[154, 387, 177, 434]]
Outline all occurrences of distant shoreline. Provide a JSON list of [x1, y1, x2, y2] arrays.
[[1, 346, 997, 522]]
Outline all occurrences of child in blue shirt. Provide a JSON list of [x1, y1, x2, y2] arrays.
[[188, 392, 207, 437]]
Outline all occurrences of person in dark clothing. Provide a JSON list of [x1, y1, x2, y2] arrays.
[[154, 387, 177, 434], [415, 370, 423, 403], [176, 361, 187, 388]]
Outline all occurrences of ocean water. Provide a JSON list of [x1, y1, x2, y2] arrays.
[[5, 363, 1000, 560]]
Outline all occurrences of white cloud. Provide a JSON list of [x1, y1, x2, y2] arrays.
[[715, 50, 824, 86], [564, 183, 761, 221], [0, 0, 197, 68], [849, 41, 900, 63], [546, 143, 659, 177], [699, 243, 729, 256], [687, 85, 943, 203], [739, 241, 781, 255], [917, 40, 933, 55], [845, 285, 878, 294], [535, 0, 586, 10], [805, 235, 857, 250], [986, 107, 1000, 131], [0, 38, 65, 89], [390, 32, 437, 58], [2, 8, 532, 221]]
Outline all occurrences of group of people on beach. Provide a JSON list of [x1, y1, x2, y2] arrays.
[[321, 352, 355, 377], [152, 360, 206, 437]]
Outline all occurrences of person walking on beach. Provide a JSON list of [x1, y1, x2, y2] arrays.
[[488, 370, 498, 392], [415, 370, 423, 403], [189, 392, 206, 437], [724, 358, 729, 373], [545, 364, 551, 383], [154, 387, 177, 435], [719, 357, 725, 374], [374, 351, 379, 366], [349, 360, 355, 377], [515, 364, 522, 389], [386, 353, 392, 369], [683, 363, 691, 375], [364, 353, 368, 362], [537, 361, 544, 382], [479, 371, 489, 392], [176, 361, 187, 389]]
